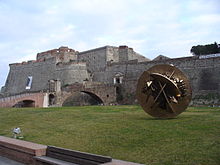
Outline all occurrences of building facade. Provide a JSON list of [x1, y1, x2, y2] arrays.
[[0, 45, 220, 107]]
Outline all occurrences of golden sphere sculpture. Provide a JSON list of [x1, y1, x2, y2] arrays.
[[136, 64, 192, 118]]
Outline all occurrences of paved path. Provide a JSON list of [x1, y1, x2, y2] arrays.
[[0, 156, 24, 165]]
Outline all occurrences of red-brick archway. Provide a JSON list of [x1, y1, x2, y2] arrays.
[[0, 93, 45, 108]]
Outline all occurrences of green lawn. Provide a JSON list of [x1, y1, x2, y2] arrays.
[[0, 105, 220, 165]]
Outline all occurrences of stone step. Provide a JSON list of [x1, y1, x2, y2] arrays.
[[0, 136, 47, 164], [34, 156, 77, 165]]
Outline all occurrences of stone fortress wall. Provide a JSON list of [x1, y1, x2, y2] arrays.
[[78, 46, 149, 73], [3, 47, 89, 96], [2, 46, 149, 96], [1, 45, 220, 106], [96, 55, 220, 105]]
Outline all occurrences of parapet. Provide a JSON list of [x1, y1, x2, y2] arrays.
[[37, 46, 78, 61], [9, 46, 79, 67], [9, 57, 53, 67], [78, 45, 110, 55], [119, 45, 133, 51]]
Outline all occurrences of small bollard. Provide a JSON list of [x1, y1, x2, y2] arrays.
[[13, 127, 21, 139]]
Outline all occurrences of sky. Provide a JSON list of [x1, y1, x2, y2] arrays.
[[0, 0, 219, 88]]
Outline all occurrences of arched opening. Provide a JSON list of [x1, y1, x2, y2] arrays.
[[13, 100, 35, 108], [48, 94, 56, 106], [81, 91, 104, 105], [62, 91, 104, 106]]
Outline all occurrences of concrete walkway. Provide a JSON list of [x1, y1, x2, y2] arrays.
[[0, 156, 24, 165]]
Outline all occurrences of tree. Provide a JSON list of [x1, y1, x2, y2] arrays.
[[190, 42, 219, 56]]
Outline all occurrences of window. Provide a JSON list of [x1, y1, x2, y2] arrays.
[[114, 77, 123, 84], [116, 77, 120, 84], [113, 73, 124, 84], [25, 76, 32, 89]]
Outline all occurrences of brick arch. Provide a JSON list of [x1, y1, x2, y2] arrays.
[[81, 91, 104, 104], [61, 90, 104, 106], [0, 93, 45, 108], [60, 83, 117, 106], [13, 99, 35, 107]]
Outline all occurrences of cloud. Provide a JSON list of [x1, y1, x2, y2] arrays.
[[193, 14, 220, 25], [66, 0, 125, 14], [0, 0, 220, 87]]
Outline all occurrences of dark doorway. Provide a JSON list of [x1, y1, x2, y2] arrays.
[[116, 86, 123, 102], [49, 94, 56, 105]]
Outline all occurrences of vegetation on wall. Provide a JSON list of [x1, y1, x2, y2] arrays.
[[190, 42, 220, 55], [194, 93, 220, 101]]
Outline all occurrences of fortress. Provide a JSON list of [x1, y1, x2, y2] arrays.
[[0, 45, 220, 107]]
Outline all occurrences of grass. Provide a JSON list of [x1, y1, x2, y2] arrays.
[[0, 105, 220, 165]]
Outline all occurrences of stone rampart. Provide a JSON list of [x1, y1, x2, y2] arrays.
[[2, 45, 220, 106], [93, 56, 220, 105], [4, 57, 88, 96]]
